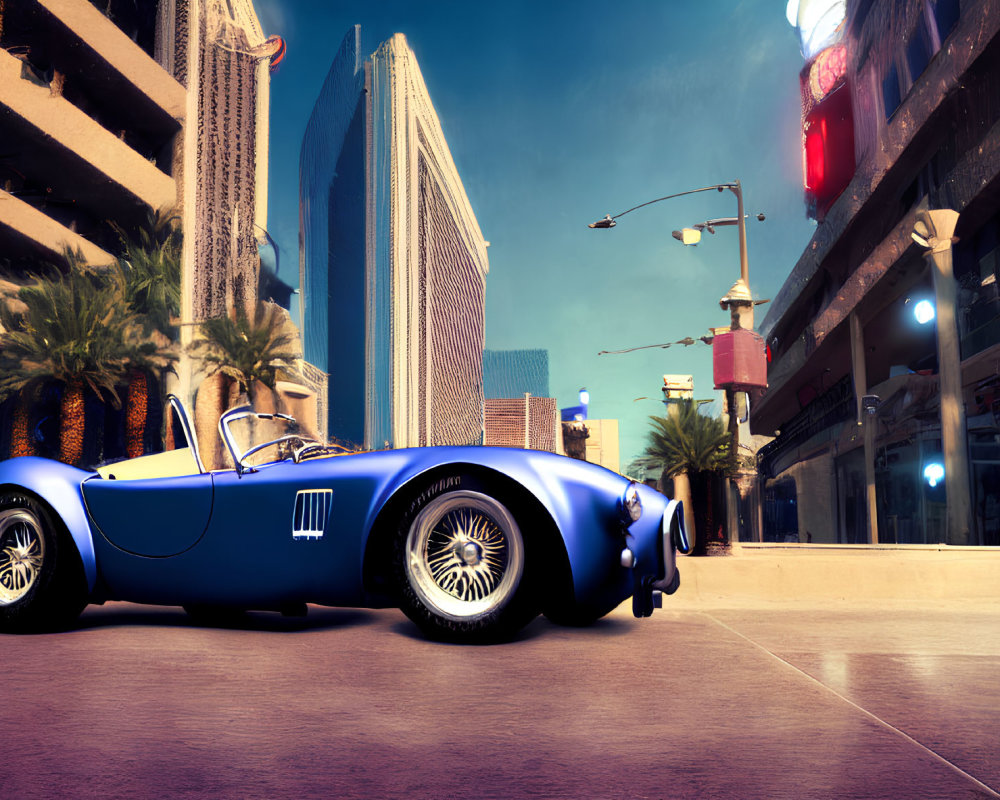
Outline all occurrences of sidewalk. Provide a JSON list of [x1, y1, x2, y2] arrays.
[[671, 543, 1000, 608]]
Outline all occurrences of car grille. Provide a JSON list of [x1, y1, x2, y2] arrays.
[[292, 490, 333, 540]]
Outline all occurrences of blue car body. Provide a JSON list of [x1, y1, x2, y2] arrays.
[[0, 416, 684, 635]]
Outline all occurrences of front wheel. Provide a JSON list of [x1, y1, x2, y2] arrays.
[[391, 478, 539, 642], [0, 491, 86, 632]]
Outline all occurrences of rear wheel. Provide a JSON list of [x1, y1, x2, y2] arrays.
[[0, 491, 86, 632], [391, 477, 539, 642]]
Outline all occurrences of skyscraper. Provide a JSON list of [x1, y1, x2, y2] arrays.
[[301, 28, 489, 449]]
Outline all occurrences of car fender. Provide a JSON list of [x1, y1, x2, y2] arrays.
[[361, 447, 646, 601], [0, 457, 97, 591]]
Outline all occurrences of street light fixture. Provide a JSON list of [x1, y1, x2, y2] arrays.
[[589, 180, 767, 546], [589, 182, 752, 285], [672, 214, 766, 247]]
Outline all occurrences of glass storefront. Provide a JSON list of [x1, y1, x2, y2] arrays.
[[761, 383, 999, 546]]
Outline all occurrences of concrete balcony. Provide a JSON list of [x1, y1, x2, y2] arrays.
[[0, 46, 178, 264], [0, 0, 186, 266], [0, 188, 115, 267], [33, 0, 185, 123]]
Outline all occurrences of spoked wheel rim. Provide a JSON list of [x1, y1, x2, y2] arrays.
[[0, 508, 46, 606], [405, 490, 524, 622]]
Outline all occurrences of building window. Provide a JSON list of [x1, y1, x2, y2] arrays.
[[763, 479, 798, 542], [956, 214, 1000, 359], [876, 438, 947, 544], [971, 432, 1000, 546], [905, 18, 932, 85], [883, 61, 902, 120], [931, 0, 961, 45]]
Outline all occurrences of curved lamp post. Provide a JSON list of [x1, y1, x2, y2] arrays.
[[590, 181, 751, 284], [590, 181, 763, 546]]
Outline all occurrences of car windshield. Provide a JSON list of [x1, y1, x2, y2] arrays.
[[222, 409, 354, 470]]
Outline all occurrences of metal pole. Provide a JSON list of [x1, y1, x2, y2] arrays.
[[729, 180, 750, 287], [850, 312, 879, 544]]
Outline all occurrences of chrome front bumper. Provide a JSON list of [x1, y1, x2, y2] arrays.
[[631, 499, 687, 618]]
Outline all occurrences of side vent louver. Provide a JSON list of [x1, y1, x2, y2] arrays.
[[292, 490, 332, 540]]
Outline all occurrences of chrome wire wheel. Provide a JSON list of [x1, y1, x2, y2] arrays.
[[405, 490, 524, 623], [0, 508, 46, 606]]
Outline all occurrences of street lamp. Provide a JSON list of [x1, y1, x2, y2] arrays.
[[590, 181, 754, 307], [672, 214, 766, 247], [589, 180, 766, 546]]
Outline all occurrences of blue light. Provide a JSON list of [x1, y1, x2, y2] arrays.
[[923, 462, 944, 488], [914, 299, 936, 325]]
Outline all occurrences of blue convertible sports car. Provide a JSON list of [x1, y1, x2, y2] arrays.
[[0, 396, 687, 642]]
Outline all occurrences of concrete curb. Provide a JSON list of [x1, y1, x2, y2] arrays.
[[667, 546, 1000, 608]]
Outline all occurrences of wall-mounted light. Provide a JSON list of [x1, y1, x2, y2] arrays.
[[923, 462, 945, 488], [913, 299, 936, 325]]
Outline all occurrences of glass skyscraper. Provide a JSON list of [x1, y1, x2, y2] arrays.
[[300, 28, 489, 449]]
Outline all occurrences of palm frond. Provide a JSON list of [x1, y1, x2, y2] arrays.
[[642, 399, 733, 478], [190, 302, 302, 397]]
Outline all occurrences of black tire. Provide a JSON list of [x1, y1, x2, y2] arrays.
[[0, 491, 87, 633], [390, 475, 539, 643]]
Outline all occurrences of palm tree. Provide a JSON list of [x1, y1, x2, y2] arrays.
[[189, 302, 301, 469], [111, 211, 182, 458], [110, 209, 182, 339], [190, 302, 299, 401], [640, 399, 734, 554], [0, 268, 146, 466]]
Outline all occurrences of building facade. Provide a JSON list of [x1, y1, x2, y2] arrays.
[[754, 0, 1000, 546], [300, 28, 489, 450], [0, 0, 182, 274], [484, 397, 559, 452], [0, 0, 272, 324], [0, 0, 283, 461], [582, 418, 621, 474]]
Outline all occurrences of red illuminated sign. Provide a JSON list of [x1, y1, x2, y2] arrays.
[[802, 80, 855, 221], [713, 329, 768, 391]]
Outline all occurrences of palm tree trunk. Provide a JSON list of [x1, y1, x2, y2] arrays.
[[59, 377, 86, 466], [125, 368, 148, 459], [194, 373, 227, 470], [10, 395, 34, 458], [671, 471, 696, 555]]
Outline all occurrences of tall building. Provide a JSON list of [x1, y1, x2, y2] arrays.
[[484, 397, 559, 452], [163, 0, 273, 324], [300, 28, 489, 450], [753, 0, 1000, 546], [0, 0, 283, 458], [0, 0, 181, 274], [0, 0, 272, 323]]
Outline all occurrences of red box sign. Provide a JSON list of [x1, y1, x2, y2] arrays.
[[713, 329, 768, 390]]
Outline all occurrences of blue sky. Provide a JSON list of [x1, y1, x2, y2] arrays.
[[252, 0, 817, 467]]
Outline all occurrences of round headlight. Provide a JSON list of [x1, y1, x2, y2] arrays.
[[620, 482, 642, 523]]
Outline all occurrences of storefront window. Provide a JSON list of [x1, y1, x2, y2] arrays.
[[971, 432, 1000, 546], [876, 438, 947, 544], [835, 446, 867, 543], [764, 478, 798, 542]]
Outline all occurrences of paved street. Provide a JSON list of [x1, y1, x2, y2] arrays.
[[3, 594, 999, 800]]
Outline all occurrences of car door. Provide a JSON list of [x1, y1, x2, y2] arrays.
[[81, 472, 214, 557]]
